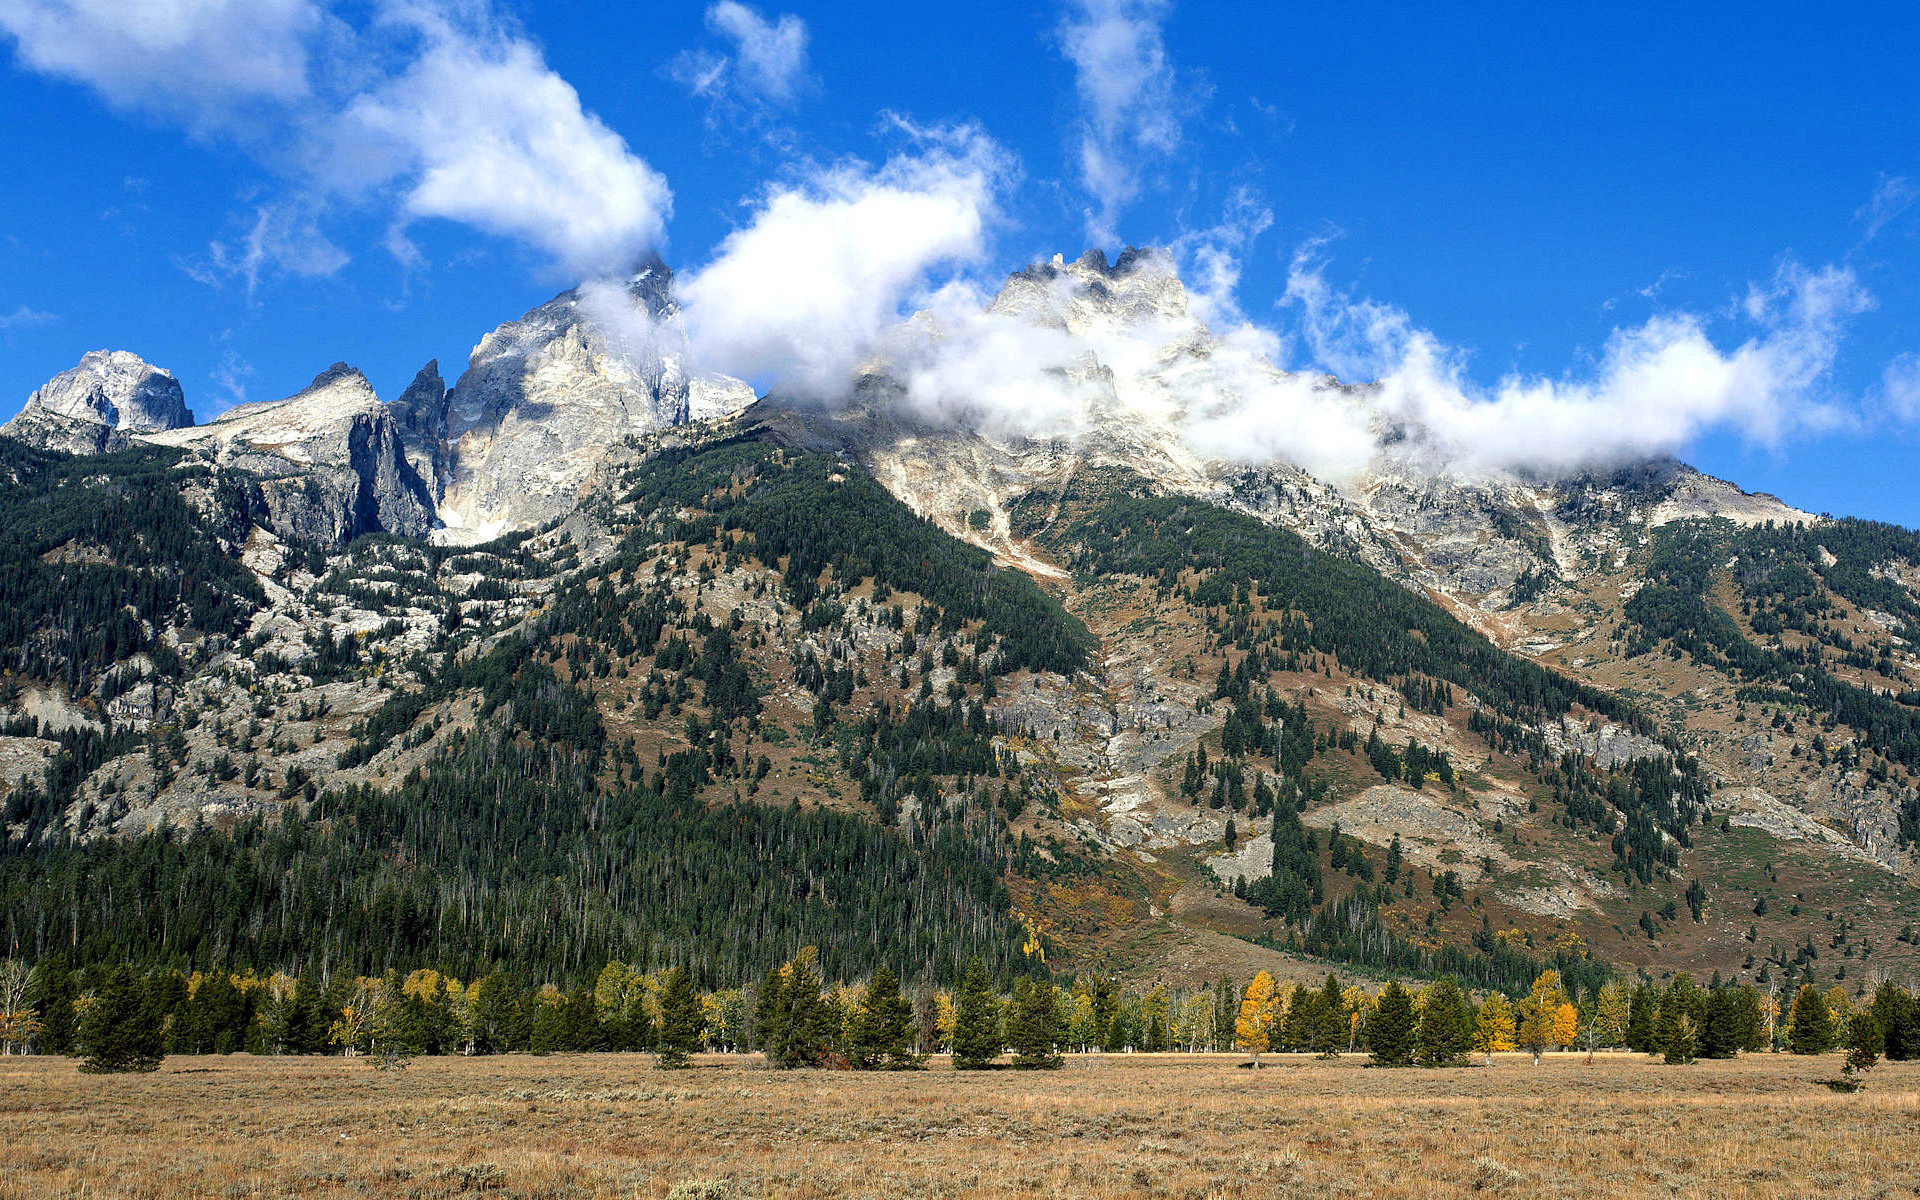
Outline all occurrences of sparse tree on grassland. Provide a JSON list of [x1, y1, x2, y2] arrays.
[[1415, 977, 1475, 1067], [1657, 980, 1696, 1065], [1474, 993, 1516, 1064], [849, 967, 921, 1070], [953, 957, 1001, 1070], [0, 960, 41, 1055], [1788, 983, 1836, 1055], [1235, 970, 1279, 1065], [1551, 1002, 1580, 1050], [654, 966, 703, 1070], [1515, 998, 1553, 1065], [77, 965, 163, 1074], [1008, 977, 1062, 1070], [1368, 981, 1416, 1067]]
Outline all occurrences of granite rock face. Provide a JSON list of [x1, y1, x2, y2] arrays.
[[145, 364, 436, 542], [429, 257, 756, 540], [2, 350, 192, 449]]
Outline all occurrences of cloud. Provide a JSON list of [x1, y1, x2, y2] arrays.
[[707, 1, 807, 102], [1057, 0, 1181, 245], [0, 0, 670, 282], [0, 304, 58, 330], [1884, 354, 1920, 425], [1859, 175, 1917, 244], [186, 202, 350, 300], [1283, 242, 1874, 476], [337, 7, 670, 278], [0, 0, 322, 133], [670, 0, 809, 125], [675, 123, 1008, 400], [208, 329, 254, 412]]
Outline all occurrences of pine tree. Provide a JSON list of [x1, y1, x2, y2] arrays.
[[1368, 980, 1416, 1067], [952, 957, 1000, 1069], [1870, 981, 1918, 1061], [1313, 973, 1347, 1058], [754, 965, 789, 1064], [1415, 976, 1474, 1067], [655, 966, 703, 1069], [77, 965, 164, 1074], [1657, 980, 1696, 1064], [1625, 985, 1656, 1052], [1008, 977, 1063, 1070], [1842, 1011, 1883, 1082], [849, 967, 920, 1070], [1787, 983, 1836, 1055]]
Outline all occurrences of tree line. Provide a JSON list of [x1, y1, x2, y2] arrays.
[[7, 952, 1911, 1078]]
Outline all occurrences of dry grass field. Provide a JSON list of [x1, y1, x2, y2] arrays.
[[1, 1051, 1914, 1199]]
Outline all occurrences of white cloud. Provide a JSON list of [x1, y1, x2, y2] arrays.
[[0, 304, 58, 330], [1057, 0, 1181, 245], [208, 329, 254, 411], [0, 0, 670, 282], [707, 1, 806, 102], [1283, 243, 1874, 476], [1884, 354, 1920, 425], [0, 0, 322, 132], [188, 202, 350, 300], [1859, 174, 1917, 244], [676, 124, 1008, 400], [670, 0, 809, 122], [338, 8, 670, 278]]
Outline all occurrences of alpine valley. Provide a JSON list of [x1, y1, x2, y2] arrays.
[[5, 247, 1919, 998]]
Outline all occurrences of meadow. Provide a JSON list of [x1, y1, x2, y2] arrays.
[[0, 1051, 1911, 1199]]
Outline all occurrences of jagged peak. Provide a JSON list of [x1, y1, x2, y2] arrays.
[[12, 348, 192, 433]]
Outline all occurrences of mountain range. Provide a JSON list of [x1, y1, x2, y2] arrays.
[[3, 247, 1916, 992]]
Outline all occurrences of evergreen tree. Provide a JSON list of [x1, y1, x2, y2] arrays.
[[1415, 976, 1474, 1067], [77, 965, 164, 1074], [1842, 1011, 1884, 1080], [1656, 980, 1696, 1064], [1008, 977, 1063, 1070], [952, 957, 1001, 1069], [754, 965, 789, 1063], [1787, 983, 1836, 1055], [28, 956, 76, 1056], [1314, 973, 1347, 1058], [849, 967, 920, 1070], [1697, 985, 1740, 1059], [1870, 981, 1918, 1061], [654, 966, 703, 1069], [1368, 980, 1416, 1067], [1625, 985, 1656, 1052]]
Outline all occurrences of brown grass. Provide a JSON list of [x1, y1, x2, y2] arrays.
[[1, 1051, 1914, 1199]]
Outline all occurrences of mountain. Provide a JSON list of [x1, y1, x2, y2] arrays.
[[1, 248, 1916, 997], [431, 257, 755, 539], [1, 350, 193, 454]]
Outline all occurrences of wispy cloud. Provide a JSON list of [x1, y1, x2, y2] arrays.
[[670, 0, 810, 135], [183, 202, 350, 300], [1858, 174, 1917, 244], [0, 304, 58, 331], [1057, 0, 1183, 246]]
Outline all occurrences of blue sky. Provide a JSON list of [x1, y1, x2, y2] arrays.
[[1, 2, 1916, 522]]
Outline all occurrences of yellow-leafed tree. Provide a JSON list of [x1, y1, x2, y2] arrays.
[[1236, 970, 1279, 1063], [1551, 1001, 1580, 1049], [1473, 992, 1515, 1063]]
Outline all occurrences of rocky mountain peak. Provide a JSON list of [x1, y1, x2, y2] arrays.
[[4, 348, 192, 441], [425, 263, 752, 542]]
